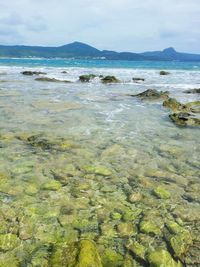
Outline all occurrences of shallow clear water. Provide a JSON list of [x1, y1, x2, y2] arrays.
[[0, 61, 200, 266]]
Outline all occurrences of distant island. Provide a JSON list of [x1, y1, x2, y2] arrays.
[[0, 41, 200, 61]]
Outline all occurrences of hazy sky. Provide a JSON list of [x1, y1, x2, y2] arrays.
[[0, 0, 199, 53]]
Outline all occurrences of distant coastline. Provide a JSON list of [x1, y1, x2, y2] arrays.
[[1, 41, 200, 62]]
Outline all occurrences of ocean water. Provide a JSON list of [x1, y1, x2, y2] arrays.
[[0, 58, 200, 266]]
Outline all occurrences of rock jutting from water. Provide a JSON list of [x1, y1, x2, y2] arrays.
[[132, 77, 145, 82], [183, 88, 200, 94], [35, 77, 72, 83], [101, 76, 120, 83], [21, 71, 47, 75], [163, 98, 200, 126], [128, 89, 169, 101], [160, 70, 170, 75], [79, 74, 97, 82]]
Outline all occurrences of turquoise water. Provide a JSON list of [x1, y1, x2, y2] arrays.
[[0, 60, 200, 266], [1, 57, 200, 70]]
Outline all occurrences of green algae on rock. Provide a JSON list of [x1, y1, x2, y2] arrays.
[[76, 239, 103, 267], [117, 222, 136, 237], [127, 240, 146, 260], [83, 165, 112, 176], [169, 231, 193, 260], [153, 186, 171, 199], [148, 249, 182, 267], [41, 180, 62, 191], [0, 233, 19, 251], [51, 242, 78, 267], [169, 112, 200, 127], [140, 220, 161, 236], [102, 248, 123, 267]]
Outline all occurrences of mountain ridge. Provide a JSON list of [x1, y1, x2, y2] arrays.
[[0, 41, 200, 61]]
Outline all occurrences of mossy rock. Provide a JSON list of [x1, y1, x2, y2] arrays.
[[0, 233, 19, 251], [83, 165, 112, 176], [127, 241, 146, 260], [140, 221, 161, 235], [101, 76, 120, 83], [102, 248, 123, 267], [153, 186, 170, 199], [166, 221, 184, 235], [122, 208, 143, 222], [117, 222, 137, 237], [0, 252, 20, 267], [51, 242, 78, 267], [160, 71, 170, 75], [163, 98, 188, 112], [41, 180, 62, 191], [79, 74, 96, 82], [76, 239, 103, 267], [169, 231, 193, 259], [184, 88, 200, 94], [169, 112, 200, 127], [110, 212, 122, 220], [148, 249, 182, 267]]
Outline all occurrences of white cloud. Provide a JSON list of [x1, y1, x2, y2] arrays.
[[0, 0, 199, 53]]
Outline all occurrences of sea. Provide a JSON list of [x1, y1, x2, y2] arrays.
[[0, 58, 199, 266]]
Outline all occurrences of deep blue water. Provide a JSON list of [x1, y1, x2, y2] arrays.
[[0, 57, 200, 70]]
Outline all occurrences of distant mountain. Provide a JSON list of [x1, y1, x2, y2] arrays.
[[0, 41, 200, 61]]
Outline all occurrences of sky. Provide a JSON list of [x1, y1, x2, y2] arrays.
[[0, 0, 200, 53]]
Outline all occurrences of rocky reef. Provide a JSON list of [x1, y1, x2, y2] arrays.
[[35, 77, 72, 83], [128, 89, 169, 101], [21, 71, 47, 75], [163, 98, 200, 126]]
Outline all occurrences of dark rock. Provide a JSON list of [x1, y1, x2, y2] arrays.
[[132, 77, 145, 82], [35, 77, 71, 83], [79, 74, 96, 82], [184, 88, 200, 94], [128, 89, 169, 101], [101, 76, 120, 83], [21, 71, 47, 75], [61, 71, 68, 74], [160, 71, 170, 75]]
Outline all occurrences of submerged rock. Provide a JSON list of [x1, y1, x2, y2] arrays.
[[128, 89, 169, 101], [140, 220, 161, 235], [184, 88, 200, 94], [21, 71, 47, 75], [127, 241, 146, 260], [76, 239, 103, 267], [101, 76, 120, 83], [169, 230, 193, 260], [35, 77, 71, 83], [83, 165, 112, 176], [148, 249, 181, 267], [51, 242, 78, 267], [79, 74, 96, 82], [0, 233, 19, 251], [153, 186, 171, 199], [41, 180, 62, 191], [102, 248, 123, 267], [160, 70, 170, 75], [117, 222, 136, 237]]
